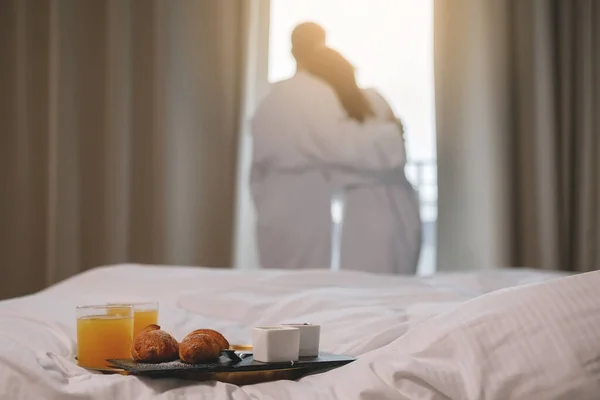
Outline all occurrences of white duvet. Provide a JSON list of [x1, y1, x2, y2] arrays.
[[0, 264, 597, 400]]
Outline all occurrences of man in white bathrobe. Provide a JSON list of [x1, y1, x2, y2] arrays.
[[250, 23, 418, 273]]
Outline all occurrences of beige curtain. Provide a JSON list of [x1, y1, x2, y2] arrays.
[[434, 0, 600, 272], [0, 0, 248, 299]]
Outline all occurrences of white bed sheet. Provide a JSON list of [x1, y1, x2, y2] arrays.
[[0, 264, 570, 399]]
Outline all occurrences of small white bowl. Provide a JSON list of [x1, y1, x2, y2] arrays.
[[281, 323, 320, 357], [252, 326, 300, 363]]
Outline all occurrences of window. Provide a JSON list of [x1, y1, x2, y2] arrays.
[[268, 0, 437, 274]]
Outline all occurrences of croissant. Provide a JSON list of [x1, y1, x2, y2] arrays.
[[188, 329, 230, 351], [179, 333, 222, 364], [131, 324, 179, 363]]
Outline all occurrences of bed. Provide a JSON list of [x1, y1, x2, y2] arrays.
[[0, 264, 598, 399]]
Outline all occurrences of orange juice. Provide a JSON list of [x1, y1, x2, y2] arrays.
[[106, 302, 159, 338], [77, 314, 133, 369], [133, 309, 158, 338]]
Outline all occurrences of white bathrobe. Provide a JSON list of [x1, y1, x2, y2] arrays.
[[250, 70, 421, 274]]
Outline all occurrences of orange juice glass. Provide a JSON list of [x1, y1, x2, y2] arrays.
[[108, 302, 159, 338], [76, 304, 134, 369]]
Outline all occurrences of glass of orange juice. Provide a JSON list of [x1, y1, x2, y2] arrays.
[[108, 302, 159, 338], [76, 304, 134, 369]]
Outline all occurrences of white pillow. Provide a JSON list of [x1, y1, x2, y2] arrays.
[[340, 270, 600, 399]]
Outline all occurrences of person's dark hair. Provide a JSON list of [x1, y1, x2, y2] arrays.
[[304, 47, 374, 123], [291, 22, 326, 64]]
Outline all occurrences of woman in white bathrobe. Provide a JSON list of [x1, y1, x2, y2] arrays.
[[335, 87, 422, 274], [250, 32, 421, 274]]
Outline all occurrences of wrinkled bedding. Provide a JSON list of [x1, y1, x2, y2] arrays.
[[1, 264, 593, 400]]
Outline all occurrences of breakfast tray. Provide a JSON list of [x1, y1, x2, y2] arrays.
[[107, 351, 355, 385]]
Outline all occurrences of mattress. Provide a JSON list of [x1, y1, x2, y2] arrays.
[[0, 264, 591, 399]]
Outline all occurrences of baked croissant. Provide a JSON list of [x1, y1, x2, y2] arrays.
[[179, 333, 222, 364], [131, 324, 179, 363], [188, 329, 230, 351]]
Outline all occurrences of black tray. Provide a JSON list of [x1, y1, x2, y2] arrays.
[[107, 351, 354, 376]]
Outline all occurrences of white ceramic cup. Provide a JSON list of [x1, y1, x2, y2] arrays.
[[281, 323, 320, 357], [252, 326, 300, 363]]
